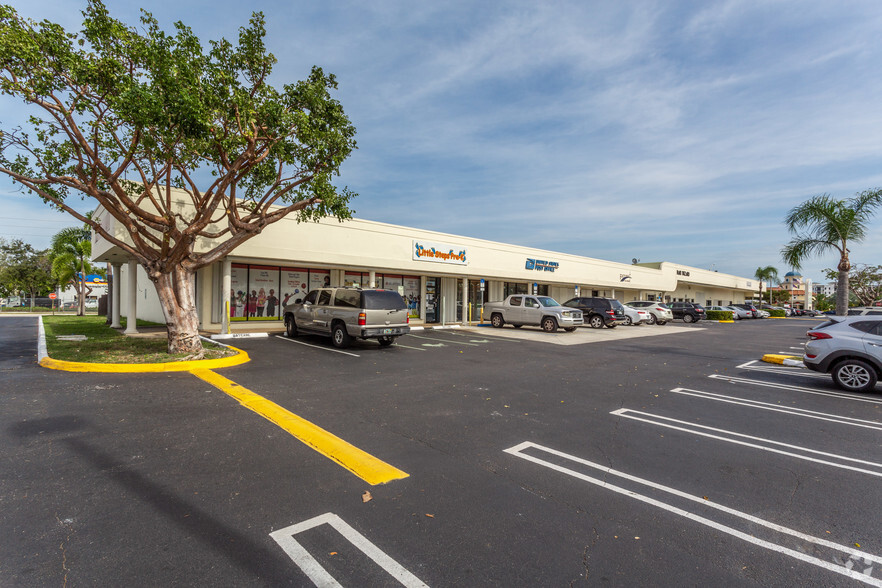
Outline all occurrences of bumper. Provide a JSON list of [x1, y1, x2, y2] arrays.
[[361, 326, 410, 338], [559, 317, 584, 327]]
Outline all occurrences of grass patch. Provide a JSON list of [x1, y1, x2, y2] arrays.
[[42, 315, 234, 363]]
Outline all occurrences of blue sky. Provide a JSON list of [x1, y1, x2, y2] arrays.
[[3, 0, 882, 286]]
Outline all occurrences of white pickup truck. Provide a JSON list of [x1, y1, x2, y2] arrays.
[[483, 295, 583, 332]]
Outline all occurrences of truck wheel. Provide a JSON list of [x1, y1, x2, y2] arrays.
[[378, 336, 395, 347], [285, 315, 298, 338], [832, 359, 877, 393], [491, 313, 504, 328], [331, 323, 352, 348], [542, 317, 558, 332], [589, 315, 604, 329]]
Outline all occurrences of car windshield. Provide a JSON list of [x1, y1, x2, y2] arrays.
[[363, 290, 406, 310], [656, 303, 670, 309], [609, 300, 625, 310], [537, 296, 561, 307]]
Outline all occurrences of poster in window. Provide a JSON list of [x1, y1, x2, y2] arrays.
[[384, 275, 402, 294], [310, 270, 330, 291], [248, 265, 280, 320], [344, 272, 363, 287], [230, 264, 248, 321], [403, 276, 420, 318], [281, 268, 309, 306]]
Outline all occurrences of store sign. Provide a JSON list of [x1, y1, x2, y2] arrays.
[[525, 258, 559, 272], [677, 270, 690, 276], [413, 241, 468, 265], [620, 274, 632, 282]]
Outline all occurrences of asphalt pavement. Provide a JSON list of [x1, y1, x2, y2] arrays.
[[1, 315, 880, 586]]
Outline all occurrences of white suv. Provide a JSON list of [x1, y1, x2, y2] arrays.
[[803, 317, 882, 393]]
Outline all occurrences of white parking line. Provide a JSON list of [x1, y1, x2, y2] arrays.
[[610, 408, 882, 477], [504, 441, 882, 586], [669, 388, 882, 430], [710, 374, 882, 404], [274, 336, 361, 357], [735, 360, 827, 379], [407, 334, 480, 346], [270, 512, 429, 587]]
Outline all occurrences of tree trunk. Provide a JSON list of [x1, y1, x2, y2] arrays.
[[78, 257, 86, 316], [150, 265, 204, 357], [835, 269, 850, 315]]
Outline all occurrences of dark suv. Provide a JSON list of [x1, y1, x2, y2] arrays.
[[669, 302, 705, 323], [562, 297, 626, 329]]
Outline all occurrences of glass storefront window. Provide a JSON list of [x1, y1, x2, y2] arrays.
[[504, 282, 527, 297], [231, 264, 329, 321]]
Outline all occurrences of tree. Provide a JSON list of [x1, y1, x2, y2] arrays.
[[753, 266, 779, 304], [813, 292, 834, 312], [49, 226, 96, 316], [0, 2, 357, 356], [824, 264, 882, 308], [782, 190, 882, 315], [0, 239, 54, 309]]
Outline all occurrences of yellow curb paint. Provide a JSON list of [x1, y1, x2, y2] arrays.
[[191, 368, 409, 486], [39, 346, 250, 373], [761, 354, 801, 364]]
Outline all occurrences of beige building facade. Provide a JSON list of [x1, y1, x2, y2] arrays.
[[91, 195, 757, 332]]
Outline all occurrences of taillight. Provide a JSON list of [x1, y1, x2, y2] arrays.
[[358, 312, 366, 326], [805, 353, 817, 359], [406, 316, 409, 324], [807, 331, 831, 340], [607, 310, 615, 316]]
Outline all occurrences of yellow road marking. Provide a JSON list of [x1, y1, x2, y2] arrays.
[[191, 369, 409, 486], [761, 354, 801, 364], [39, 346, 250, 372]]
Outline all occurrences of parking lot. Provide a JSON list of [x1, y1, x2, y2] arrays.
[[2, 316, 880, 586]]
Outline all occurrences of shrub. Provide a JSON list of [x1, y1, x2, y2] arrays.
[[706, 310, 734, 321], [768, 309, 786, 318]]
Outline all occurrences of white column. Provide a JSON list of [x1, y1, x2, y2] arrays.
[[419, 276, 427, 321], [462, 277, 468, 324], [111, 262, 122, 328], [222, 260, 231, 334], [369, 270, 376, 288], [125, 260, 138, 334]]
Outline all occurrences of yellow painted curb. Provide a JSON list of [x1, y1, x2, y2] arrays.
[[191, 369, 409, 486], [718, 320, 735, 323], [761, 354, 801, 364], [39, 346, 250, 373]]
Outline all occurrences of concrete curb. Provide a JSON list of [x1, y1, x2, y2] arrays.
[[38, 316, 250, 373]]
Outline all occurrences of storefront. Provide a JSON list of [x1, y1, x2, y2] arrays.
[[90, 192, 757, 331]]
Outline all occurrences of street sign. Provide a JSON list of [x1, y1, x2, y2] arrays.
[[49, 293, 57, 299]]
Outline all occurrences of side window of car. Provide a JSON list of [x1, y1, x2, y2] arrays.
[[334, 290, 360, 308], [849, 321, 878, 334], [317, 290, 332, 306], [303, 290, 318, 305], [510, 296, 522, 306], [525, 298, 538, 308]]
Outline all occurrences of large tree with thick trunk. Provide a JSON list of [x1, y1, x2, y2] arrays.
[[0, 2, 357, 357]]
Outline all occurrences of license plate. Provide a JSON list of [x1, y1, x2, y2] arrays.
[[383, 328, 394, 334]]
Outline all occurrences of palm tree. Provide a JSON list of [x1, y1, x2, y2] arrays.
[[782, 189, 882, 315], [753, 266, 779, 305], [49, 226, 94, 316]]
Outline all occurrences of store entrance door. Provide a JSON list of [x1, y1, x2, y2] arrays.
[[425, 277, 441, 324], [469, 279, 489, 323]]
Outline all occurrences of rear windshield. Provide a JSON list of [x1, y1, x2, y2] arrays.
[[813, 319, 840, 330], [609, 300, 625, 310], [656, 303, 670, 309], [362, 290, 407, 310]]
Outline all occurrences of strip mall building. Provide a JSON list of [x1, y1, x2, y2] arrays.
[[91, 197, 757, 332]]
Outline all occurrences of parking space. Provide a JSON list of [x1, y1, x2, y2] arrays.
[[4, 316, 881, 585]]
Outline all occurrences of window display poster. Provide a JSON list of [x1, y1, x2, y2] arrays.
[[310, 270, 330, 291], [403, 276, 420, 318], [384, 275, 402, 294], [248, 266, 280, 320], [281, 269, 309, 307], [345, 272, 363, 287], [230, 264, 248, 321]]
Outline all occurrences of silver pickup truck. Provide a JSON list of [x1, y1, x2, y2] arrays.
[[484, 295, 583, 332]]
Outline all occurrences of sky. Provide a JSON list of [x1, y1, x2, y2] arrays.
[[2, 0, 882, 286]]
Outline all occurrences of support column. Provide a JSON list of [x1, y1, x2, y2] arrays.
[[369, 270, 376, 288], [111, 262, 122, 328], [125, 260, 138, 334], [222, 259, 231, 334], [419, 276, 427, 321], [462, 277, 468, 325]]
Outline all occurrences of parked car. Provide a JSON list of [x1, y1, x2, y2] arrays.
[[846, 307, 882, 316], [562, 297, 626, 329], [757, 309, 770, 318], [625, 301, 673, 325], [484, 295, 583, 332], [731, 303, 759, 318], [726, 306, 752, 320], [669, 302, 705, 323], [804, 316, 882, 392], [283, 287, 410, 348], [622, 305, 650, 326]]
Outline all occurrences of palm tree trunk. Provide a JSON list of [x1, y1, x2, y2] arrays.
[[835, 270, 850, 315]]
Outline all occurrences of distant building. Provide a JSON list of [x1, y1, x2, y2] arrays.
[[813, 282, 836, 297], [777, 271, 813, 310]]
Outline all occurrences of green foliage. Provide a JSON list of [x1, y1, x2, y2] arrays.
[[0, 2, 358, 270], [753, 265, 779, 303], [706, 310, 733, 321], [48, 225, 94, 315], [766, 309, 786, 318], [0, 238, 54, 305], [824, 264, 882, 307]]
